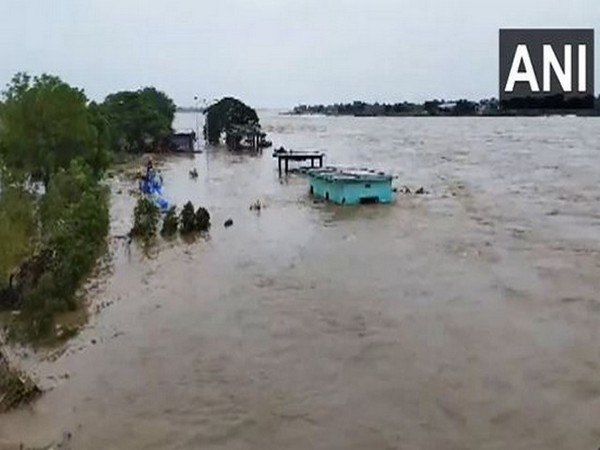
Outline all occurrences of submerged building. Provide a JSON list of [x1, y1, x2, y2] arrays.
[[167, 131, 196, 153], [308, 167, 393, 205]]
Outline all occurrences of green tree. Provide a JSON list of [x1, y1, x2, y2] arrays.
[[2, 159, 110, 338], [0, 73, 105, 187], [0, 187, 36, 284], [101, 87, 176, 153], [204, 97, 259, 145], [161, 206, 179, 237], [130, 197, 160, 239], [12, 162, 110, 337], [87, 101, 114, 176]]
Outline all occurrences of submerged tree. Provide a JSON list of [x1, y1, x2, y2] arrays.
[[195, 206, 210, 231], [131, 197, 160, 240], [204, 97, 260, 145], [179, 201, 211, 234], [179, 201, 197, 234], [161, 206, 179, 237]]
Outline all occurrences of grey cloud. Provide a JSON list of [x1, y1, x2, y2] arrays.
[[1, 0, 598, 107]]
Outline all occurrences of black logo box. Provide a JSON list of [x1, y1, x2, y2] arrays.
[[499, 29, 594, 109]]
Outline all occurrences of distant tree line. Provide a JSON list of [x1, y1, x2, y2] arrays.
[[291, 95, 600, 117], [291, 99, 494, 116]]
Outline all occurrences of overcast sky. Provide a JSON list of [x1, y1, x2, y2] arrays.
[[1, 0, 598, 107]]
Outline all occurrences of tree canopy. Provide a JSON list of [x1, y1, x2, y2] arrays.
[[101, 87, 176, 153], [0, 73, 108, 186], [204, 97, 259, 145]]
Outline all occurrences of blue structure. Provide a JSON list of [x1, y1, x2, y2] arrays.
[[139, 169, 170, 211], [308, 167, 393, 205]]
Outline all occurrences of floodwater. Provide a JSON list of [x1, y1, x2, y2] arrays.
[[1, 113, 599, 450]]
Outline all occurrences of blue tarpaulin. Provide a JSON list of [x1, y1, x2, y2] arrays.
[[140, 170, 170, 212]]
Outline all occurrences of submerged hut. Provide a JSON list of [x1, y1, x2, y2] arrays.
[[308, 167, 393, 205], [167, 131, 196, 153], [225, 124, 272, 152]]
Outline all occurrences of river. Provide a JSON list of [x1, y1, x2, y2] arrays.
[[1, 112, 599, 449]]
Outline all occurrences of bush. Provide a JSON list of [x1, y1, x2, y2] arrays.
[[179, 201, 197, 234], [179, 201, 211, 234], [195, 207, 210, 231], [161, 206, 179, 237], [131, 197, 160, 239]]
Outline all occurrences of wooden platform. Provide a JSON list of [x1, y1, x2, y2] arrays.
[[273, 151, 325, 175]]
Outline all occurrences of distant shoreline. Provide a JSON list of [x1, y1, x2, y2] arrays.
[[285, 98, 600, 117], [175, 105, 600, 118], [281, 111, 600, 117]]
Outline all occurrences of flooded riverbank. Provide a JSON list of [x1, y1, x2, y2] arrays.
[[1, 113, 599, 449]]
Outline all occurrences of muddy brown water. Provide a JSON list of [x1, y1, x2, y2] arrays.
[[1, 113, 599, 449]]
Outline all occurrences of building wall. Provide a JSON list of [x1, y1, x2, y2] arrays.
[[309, 176, 392, 204], [170, 135, 195, 152], [309, 177, 324, 198], [341, 180, 392, 204], [309, 177, 343, 201]]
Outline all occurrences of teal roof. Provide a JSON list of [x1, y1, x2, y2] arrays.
[[308, 166, 392, 183]]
